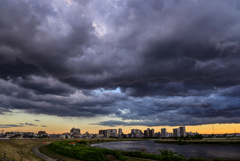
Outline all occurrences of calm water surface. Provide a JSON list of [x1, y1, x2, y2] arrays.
[[91, 140, 240, 159]]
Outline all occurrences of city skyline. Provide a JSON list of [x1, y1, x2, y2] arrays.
[[1, 112, 239, 135], [2, 125, 240, 138], [1, 0, 240, 134]]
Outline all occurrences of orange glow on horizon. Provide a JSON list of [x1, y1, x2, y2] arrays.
[[1, 111, 240, 135], [2, 123, 240, 135]]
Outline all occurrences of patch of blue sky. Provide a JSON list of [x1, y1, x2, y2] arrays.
[[93, 87, 121, 94]]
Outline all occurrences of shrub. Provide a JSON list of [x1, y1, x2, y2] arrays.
[[77, 140, 88, 145], [159, 149, 177, 156], [48, 141, 127, 161]]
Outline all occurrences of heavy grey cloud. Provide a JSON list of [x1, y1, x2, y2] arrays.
[[1, 0, 240, 126]]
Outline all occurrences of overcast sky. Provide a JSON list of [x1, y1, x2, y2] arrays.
[[1, 0, 240, 129]]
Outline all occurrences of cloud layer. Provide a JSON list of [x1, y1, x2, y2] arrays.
[[1, 0, 240, 126], [0, 122, 46, 128]]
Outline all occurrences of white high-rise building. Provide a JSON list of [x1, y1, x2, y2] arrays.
[[99, 129, 117, 137], [108, 129, 117, 137], [161, 128, 167, 137]]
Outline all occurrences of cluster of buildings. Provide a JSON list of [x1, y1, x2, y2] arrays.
[[0, 131, 47, 139], [128, 126, 187, 138], [0, 128, 79, 139], [96, 126, 187, 138], [202, 133, 240, 137], [99, 129, 118, 138], [1, 126, 240, 139]]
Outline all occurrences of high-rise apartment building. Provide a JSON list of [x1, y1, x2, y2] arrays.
[[118, 128, 123, 137], [179, 126, 186, 137], [103, 130, 108, 137], [99, 129, 117, 137], [149, 129, 154, 137], [144, 130, 149, 137], [144, 128, 150, 137], [109, 129, 117, 137], [161, 128, 167, 137], [70, 127, 80, 135], [173, 128, 180, 137], [131, 129, 143, 138]]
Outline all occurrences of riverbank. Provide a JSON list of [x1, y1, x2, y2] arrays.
[[91, 140, 240, 160], [154, 139, 240, 145], [44, 140, 240, 161], [2, 138, 240, 161], [0, 138, 62, 161], [39, 144, 158, 161], [0, 138, 147, 160]]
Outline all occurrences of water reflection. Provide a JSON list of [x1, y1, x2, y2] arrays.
[[91, 140, 240, 159]]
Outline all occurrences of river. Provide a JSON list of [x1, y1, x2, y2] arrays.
[[91, 140, 240, 159]]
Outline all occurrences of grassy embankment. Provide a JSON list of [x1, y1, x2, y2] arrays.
[[44, 140, 240, 161], [0, 138, 63, 161], [1, 138, 240, 161], [0, 138, 147, 161], [39, 138, 155, 161], [154, 139, 240, 145], [40, 144, 156, 161]]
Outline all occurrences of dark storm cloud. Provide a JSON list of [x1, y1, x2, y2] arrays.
[[97, 116, 240, 127], [18, 75, 76, 96], [1, 0, 240, 126], [0, 58, 41, 80], [35, 120, 40, 122], [0, 78, 125, 117]]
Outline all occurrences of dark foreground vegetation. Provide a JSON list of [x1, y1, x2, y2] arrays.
[[48, 140, 126, 161], [47, 140, 240, 161]]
